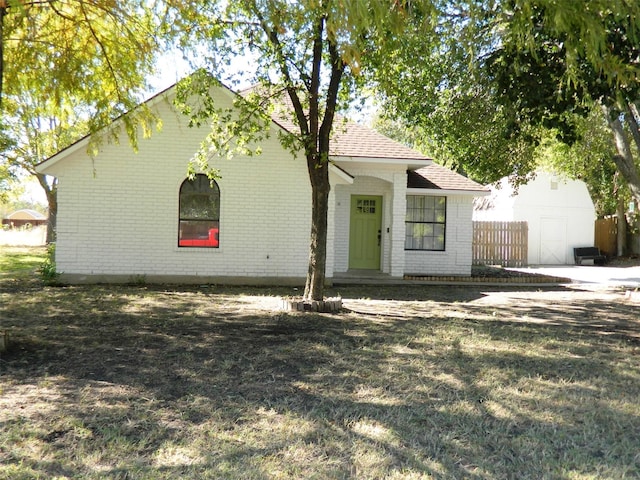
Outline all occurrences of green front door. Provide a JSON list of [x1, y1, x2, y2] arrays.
[[349, 195, 382, 270]]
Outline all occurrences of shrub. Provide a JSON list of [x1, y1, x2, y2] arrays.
[[39, 243, 61, 285]]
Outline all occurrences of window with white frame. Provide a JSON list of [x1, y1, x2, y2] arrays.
[[405, 195, 446, 251], [178, 174, 220, 248]]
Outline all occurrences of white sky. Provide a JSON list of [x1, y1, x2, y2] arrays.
[[147, 50, 192, 94]]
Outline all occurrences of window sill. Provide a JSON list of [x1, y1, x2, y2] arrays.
[[175, 246, 222, 252], [405, 249, 447, 253]]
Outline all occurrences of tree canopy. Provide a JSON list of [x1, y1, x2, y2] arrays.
[[1, 0, 160, 120], [1, 0, 165, 241], [169, 0, 433, 300], [375, 0, 640, 207], [487, 0, 640, 205], [369, 1, 541, 186]]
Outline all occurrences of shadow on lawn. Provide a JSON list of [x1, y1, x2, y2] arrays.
[[460, 287, 640, 341], [1, 284, 639, 478]]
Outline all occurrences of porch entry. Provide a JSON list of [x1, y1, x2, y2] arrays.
[[349, 195, 382, 270]]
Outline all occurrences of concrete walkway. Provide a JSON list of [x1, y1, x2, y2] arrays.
[[333, 264, 640, 288], [509, 264, 640, 288]]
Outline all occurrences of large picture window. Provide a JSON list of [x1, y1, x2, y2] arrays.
[[178, 174, 220, 248], [405, 195, 446, 251]]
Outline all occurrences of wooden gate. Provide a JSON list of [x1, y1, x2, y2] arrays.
[[473, 221, 528, 267]]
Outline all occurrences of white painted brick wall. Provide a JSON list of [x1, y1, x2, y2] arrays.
[[46, 89, 313, 281], [390, 173, 407, 277], [325, 187, 336, 278], [404, 195, 474, 276], [329, 164, 475, 277], [44, 87, 477, 282]]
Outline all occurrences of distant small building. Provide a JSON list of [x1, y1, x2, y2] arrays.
[[2, 209, 48, 228], [474, 172, 596, 265]]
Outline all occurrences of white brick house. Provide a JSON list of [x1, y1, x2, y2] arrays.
[[37, 84, 488, 284]]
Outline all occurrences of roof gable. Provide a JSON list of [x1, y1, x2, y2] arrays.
[[36, 82, 190, 173], [38, 78, 430, 173]]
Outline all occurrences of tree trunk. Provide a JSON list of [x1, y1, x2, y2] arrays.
[[45, 188, 57, 244], [616, 196, 626, 257], [260, 12, 342, 302], [627, 101, 640, 153], [304, 159, 330, 301], [35, 173, 57, 244], [300, 21, 342, 302], [0, 4, 5, 107], [602, 104, 640, 207]]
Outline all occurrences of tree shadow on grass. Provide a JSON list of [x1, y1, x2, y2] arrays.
[[1, 284, 640, 478], [331, 283, 494, 303], [459, 286, 640, 341]]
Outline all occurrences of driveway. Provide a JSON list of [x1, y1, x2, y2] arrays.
[[510, 264, 640, 288]]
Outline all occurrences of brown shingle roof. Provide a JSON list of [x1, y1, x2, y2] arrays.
[[271, 110, 430, 161], [408, 164, 489, 193], [329, 119, 431, 160], [245, 84, 431, 162]]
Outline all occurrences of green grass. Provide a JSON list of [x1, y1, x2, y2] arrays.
[[0, 246, 46, 277], [1, 247, 639, 479]]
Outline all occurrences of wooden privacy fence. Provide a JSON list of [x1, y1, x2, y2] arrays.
[[473, 221, 528, 267], [594, 216, 617, 257]]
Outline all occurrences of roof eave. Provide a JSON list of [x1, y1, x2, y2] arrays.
[[36, 138, 89, 174], [37, 84, 185, 174], [329, 163, 354, 184], [407, 187, 491, 196], [331, 156, 432, 168]]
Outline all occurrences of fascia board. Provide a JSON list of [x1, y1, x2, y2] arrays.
[[331, 156, 432, 169], [329, 163, 354, 184], [406, 188, 491, 197]]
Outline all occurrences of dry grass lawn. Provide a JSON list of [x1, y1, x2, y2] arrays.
[[1, 247, 639, 479]]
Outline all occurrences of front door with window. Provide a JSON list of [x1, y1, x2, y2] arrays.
[[349, 195, 382, 270]]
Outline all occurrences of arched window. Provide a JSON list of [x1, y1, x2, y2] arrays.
[[178, 174, 220, 247]]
